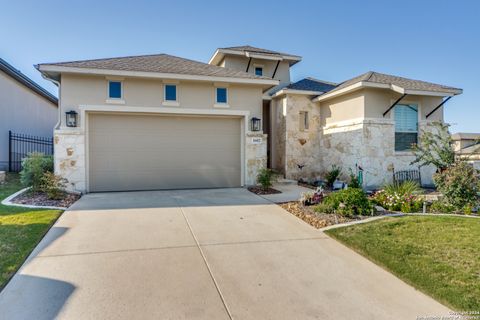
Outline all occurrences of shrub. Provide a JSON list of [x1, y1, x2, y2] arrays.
[[323, 188, 372, 216], [20, 153, 54, 192], [373, 181, 422, 212], [348, 168, 361, 189], [325, 165, 341, 188], [429, 200, 455, 214], [257, 168, 276, 190], [313, 202, 335, 214], [41, 172, 67, 200], [433, 161, 480, 209]]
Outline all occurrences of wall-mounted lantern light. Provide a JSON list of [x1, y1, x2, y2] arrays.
[[66, 110, 78, 127], [251, 117, 261, 132]]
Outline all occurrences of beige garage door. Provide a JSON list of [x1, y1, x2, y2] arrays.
[[88, 113, 241, 192]]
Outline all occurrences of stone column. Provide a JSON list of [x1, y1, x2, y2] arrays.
[[54, 129, 86, 193], [245, 132, 267, 186]]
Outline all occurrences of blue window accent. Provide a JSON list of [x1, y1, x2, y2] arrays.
[[165, 84, 177, 101], [255, 67, 263, 76], [394, 104, 418, 151], [108, 81, 122, 99], [216, 87, 227, 104]]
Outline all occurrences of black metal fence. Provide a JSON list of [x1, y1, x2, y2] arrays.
[[8, 131, 53, 172], [393, 169, 421, 186]]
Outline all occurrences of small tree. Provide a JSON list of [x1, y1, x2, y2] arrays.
[[411, 122, 455, 171]]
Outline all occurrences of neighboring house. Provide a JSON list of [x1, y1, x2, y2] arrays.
[[37, 46, 462, 193], [0, 58, 58, 171], [452, 133, 480, 170]]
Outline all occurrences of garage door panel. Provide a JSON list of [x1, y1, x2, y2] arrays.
[[88, 113, 241, 192]]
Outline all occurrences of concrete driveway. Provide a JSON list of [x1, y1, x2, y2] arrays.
[[0, 188, 449, 319]]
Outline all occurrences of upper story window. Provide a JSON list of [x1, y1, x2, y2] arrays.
[[216, 87, 228, 104], [108, 81, 122, 99], [394, 104, 418, 151], [255, 67, 263, 76], [299, 111, 309, 131], [165, 84, 177, 101]]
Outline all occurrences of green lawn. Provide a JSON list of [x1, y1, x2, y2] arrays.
[[325, 216, 480, 311], [0, 173, 61, 290]]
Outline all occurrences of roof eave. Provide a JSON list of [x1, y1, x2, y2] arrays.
[[272, 88, 324, 98], [313, 81, 462, 102], [37, 64, 279, 88], [208, 48, 302, 66]]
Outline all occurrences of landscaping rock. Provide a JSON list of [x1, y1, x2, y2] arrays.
[[279, 201, 364, 229]]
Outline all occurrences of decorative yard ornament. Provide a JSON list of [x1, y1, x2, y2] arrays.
[[65, 110, 78, 127]]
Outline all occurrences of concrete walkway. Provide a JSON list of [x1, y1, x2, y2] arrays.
[[0, 188, 450, 319]]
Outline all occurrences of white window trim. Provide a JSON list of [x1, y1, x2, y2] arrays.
[[164, 84, 178, 103], [391, 100, 421, 153], [214, 87, 229, 108], [106, 80, 124, 104], [254, 64, 264, 76]]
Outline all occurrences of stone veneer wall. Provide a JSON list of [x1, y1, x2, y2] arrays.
[[284, 95, 322, 180], [55, 127, 267, 193], [321, 119, 437, 189], [54, 129, 86, 193], [245, 132, 268, 186]]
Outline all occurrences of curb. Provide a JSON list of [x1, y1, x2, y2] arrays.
[[1, 187, 67, 210]]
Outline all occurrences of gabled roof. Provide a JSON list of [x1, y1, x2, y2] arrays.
[[286, 77, 337, 92], [38, 54, 271, 80], [313, 71, 462, 102], [270, 77, 337, 97], [0, 58, 57, 105], [37, 54, 279, 88], [209, 45, 302, 66]]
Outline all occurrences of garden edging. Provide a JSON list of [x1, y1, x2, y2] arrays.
[[319, 213, 404, 231], [1, 187, 68, 210]]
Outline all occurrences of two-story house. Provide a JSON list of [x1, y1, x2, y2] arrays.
[[37, 46, 462, 193]]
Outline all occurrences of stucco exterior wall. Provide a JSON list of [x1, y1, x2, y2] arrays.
[[55, 73, 267, 193], [221, 56, 290, 86], [0, 71, 57, 170], [319, 90, 365, 126], [59, 74, 263, 128], [363, 88, 444, 121]]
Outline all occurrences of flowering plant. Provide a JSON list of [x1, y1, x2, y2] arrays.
[[372, 181, 423, 213], [300, 187, 325, 206]]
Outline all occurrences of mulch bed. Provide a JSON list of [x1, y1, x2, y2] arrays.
[[279, 201, 370, 229], [12, 191, 81, 208], [248, 186, 282, 195]]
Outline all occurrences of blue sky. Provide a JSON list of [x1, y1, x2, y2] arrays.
[[1, 0, 478, 132]]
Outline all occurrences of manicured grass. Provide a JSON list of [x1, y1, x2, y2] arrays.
[[325, 216, 480, 311], [0, 174, 61, 290]]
